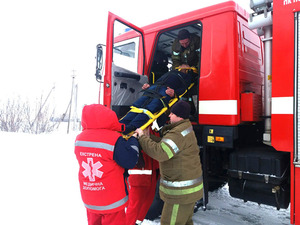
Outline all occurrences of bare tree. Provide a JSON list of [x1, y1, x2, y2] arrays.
[[0, 98, 25, 132], [0, 91, 58, 134], [24, 95, 57, 134]]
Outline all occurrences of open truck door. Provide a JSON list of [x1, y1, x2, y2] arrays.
[[103, 12, 147, 118]]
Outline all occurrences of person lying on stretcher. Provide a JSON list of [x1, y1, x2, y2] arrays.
[[120, 66, 198, 134]]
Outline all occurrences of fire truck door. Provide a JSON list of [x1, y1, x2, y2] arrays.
[[104, 12, 146, 116]]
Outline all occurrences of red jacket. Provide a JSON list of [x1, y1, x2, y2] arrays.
[[128, 129, 160, 186], [75, 104, 129, 214]]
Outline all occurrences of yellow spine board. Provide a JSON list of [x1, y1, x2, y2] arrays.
[[121, 67, 197, 139]]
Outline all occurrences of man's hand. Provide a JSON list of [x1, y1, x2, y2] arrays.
[[142, 83, 150, 90], [180, 64, 190, 69], [135, 128, 144, 138], [165, 87, 175, 97], [179, 64, 190, 74]]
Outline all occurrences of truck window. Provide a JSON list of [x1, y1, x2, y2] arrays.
[[113, 38, 139, 73], [114, 42, 135, 58], [113, 21, 140, 73]]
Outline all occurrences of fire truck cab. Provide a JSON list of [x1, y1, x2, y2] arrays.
[[95, 1, 300, 224]]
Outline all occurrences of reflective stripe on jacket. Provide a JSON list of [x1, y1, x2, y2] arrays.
[[160, 176, 203, 198], [128, 169, 152, 175]]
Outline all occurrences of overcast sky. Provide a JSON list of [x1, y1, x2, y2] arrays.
[[0, 0, 252, 114]]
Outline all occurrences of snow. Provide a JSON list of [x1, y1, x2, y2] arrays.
[[0, 131, 291, 225], [0, 131, 86, 225], [142, 184, 291, 225]]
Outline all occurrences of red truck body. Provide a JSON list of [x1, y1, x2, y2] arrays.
[[94, 1, 300, 224], [272, 1, 300, 223]]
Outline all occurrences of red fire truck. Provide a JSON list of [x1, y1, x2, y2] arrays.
[[95, 0, 300, 224]]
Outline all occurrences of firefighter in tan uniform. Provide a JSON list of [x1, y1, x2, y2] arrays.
[[134, 100, 203, 225], [171, 29, 200, 71]]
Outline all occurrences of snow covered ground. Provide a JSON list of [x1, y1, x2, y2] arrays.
[[0, 131, 291, 225], [142, 184, 291, 225]]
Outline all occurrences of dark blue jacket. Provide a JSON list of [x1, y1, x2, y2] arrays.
[[114, 136, 139, 169]]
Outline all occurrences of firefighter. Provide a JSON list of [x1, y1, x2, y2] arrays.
[[171, 29, 200, 70], [120, 69, 198, 134], [75, 104, 139, 225], [172, 29, 200, 117], [134, 100, 203, 225]]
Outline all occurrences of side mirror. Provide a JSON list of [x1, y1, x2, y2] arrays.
[[95, 44, 103, 82]]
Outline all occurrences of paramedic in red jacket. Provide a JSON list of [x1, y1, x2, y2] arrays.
[[75, 104, 139, 225]]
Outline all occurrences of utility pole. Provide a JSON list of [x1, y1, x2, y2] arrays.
[[67, 70, 76, 134], [30, 85, 55, 133], [72, 84, 79, 131]]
